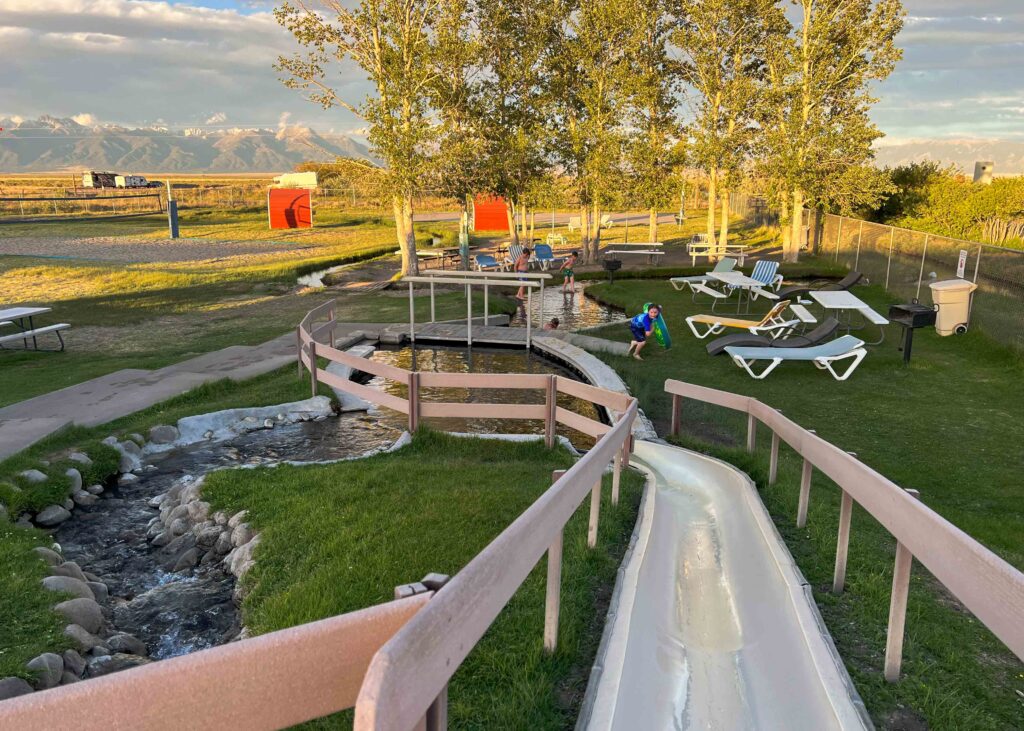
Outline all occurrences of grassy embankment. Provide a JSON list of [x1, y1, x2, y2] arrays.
[[584, 277, 1024, 730], [203, 430, 645, 728]]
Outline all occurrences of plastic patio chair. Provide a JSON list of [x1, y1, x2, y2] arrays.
[[725, 334, 868, 381]]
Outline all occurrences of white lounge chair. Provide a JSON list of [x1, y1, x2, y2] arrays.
[[599, 214, 614, 229], [670, 258, 737, 293], [725, 335, 868, 381], [567, 216, 581, 232], [685, 301, 796, 339]]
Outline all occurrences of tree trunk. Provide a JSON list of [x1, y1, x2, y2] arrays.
[[719, 190, 730, 246], [580, 206, 591, 262], [393, 195, 418, 276], [506, 199, 519, 246], [649, 208, 658, 243], [591, 201, 603, 262], [706, 170, 718, 245], [789, 190, 805, 263], [779, 193, 792, 255]]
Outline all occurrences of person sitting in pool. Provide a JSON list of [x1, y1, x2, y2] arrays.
[[627, 304, 662, 361], [559, 251, 578, 293], [544, 317, 560, 330], [515, 246, 532, 300]]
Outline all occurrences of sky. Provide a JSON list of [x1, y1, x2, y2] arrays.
[[0, 0, 1021, 145]]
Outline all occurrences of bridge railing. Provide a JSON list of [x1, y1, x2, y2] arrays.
[[665, 377, 1024, 683]]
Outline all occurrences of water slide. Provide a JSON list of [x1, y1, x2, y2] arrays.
[[579, 440, 872, 730]]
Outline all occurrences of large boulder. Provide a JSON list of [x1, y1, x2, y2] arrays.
[[50, 561, 87, 582], [54, 598, 104, 634], [26, 653, 64, 689], [32, 546, 62, 565], [0, 677, 33, 700], [35, 505, 72, 527], [42, 575, 94, 600]]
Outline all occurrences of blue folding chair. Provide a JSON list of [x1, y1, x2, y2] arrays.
[[533, 244, 561, 270], [474, 254, 504, 271]]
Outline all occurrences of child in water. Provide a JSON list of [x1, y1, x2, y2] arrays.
[[627, 304, 662, 361], [559, 251, 578, 293], [544, 317, 560, 330]]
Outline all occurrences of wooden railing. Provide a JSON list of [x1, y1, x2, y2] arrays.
[[0, 304, 638, 730], [665, 378, 1024, 683]]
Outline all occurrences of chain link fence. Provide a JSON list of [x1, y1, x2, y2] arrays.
[[818, 213, 1024, 353]]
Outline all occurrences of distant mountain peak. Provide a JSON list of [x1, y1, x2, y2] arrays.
[[0, 115, 378, 172], [873, 138, 1024, 175]]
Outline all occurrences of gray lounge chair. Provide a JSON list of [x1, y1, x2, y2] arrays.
[[725, 334, 867, 381], [776, 271, 864, 302], [705, 317, 841, 356]]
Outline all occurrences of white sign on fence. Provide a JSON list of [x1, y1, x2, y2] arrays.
[[957, 249, 969, 278]]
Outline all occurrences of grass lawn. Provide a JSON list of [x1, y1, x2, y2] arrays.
[[584, 277, 1024, 729], [202, 430, 645, 729]]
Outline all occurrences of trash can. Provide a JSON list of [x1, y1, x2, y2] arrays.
[[928, 278, 978, 336]]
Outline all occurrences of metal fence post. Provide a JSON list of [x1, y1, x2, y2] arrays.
[[916, 235, 930, 300], [884, 228, 895, 291], [885, 488, 921, 682]]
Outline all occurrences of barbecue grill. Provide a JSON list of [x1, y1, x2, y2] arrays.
[[889, 302, 936, 364], [603, 258, 622, 284]]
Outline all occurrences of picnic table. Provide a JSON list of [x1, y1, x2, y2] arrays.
[[809, 291, 888, 343], [0, 307, 70, 351], [602, 242, 664, 265], [415, 247, 475, 270], [708, 271, 765, 313]]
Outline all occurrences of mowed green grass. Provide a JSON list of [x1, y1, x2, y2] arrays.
[[202, 430, 645, 729], [585, 277, 1024, 729]]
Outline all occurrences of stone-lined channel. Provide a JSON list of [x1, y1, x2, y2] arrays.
[[51, 343, 603, 662]]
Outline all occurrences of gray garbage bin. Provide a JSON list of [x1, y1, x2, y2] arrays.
[[928, 278, 977, 336]]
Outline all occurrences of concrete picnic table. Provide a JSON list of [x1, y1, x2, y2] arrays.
[[0, 306, 52, 350]]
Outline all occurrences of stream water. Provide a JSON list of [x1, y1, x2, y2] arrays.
[[52, 344, 601, 661], [508, 281, 625, 331]]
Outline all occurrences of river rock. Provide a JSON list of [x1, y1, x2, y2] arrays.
[[188, 501, 211, 523], [51, 561, 87, 582], [231, 523, 254, 548], [62, 498, 74, 511], [54, 598, 104, 634], [72, 490, 98, 507], [19, 469, 47, 484], [60, 671, 79, 685], [228, 536, 260, 578], [150, 531, 171, 547], [167, 504, 190, 523], [172, 548, 201, 572], [120, 438, 143, 456], [118, 473, 139, 485], [213, 530, 233, 555], [85, 484, 103, 495], [36, 505, 72, 527], [227, 510, 249, 529], [42, 575, 94, 600], [64, 468, 83, 492], [148, 494, 166, 509], [127, 433, 145, 447], [68, 452, 93, 466], [32, 546, 62, 565], [163, 533, 196, 557], [168, 518, 190, 537], [196, 525, 221, 550], [87, 653, 150, 678], [107, 633, 147, 656], [148, 424, 179, 444], [0, 677, 34, 700], [87, 581, 109, 602], [26, 652, 64, 689], [211, 510, 228, 525], [62, 649, 86, 677], [64, 624, 104, 652]]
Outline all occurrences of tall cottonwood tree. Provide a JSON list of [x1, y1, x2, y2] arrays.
[[475, 0, 563, 246], [275, 0, 452, 275], [677, 0, 785, 246], [554, 0, 636, 263], [624, 0, 681, 243], [765, 0, 904, 261]]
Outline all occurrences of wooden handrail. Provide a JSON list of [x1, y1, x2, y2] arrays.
[[0, 594, 431, 730], [664, 377, 1024, 676], [354, 402, 637, 730]]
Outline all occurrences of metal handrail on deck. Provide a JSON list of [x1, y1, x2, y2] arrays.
[[665, 378, 1024, 683]]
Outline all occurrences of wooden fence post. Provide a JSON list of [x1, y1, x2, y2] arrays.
[[611, 449, 622, 506], [296, 327, 303, 379], [309, 341, 318, 398], [833, 490, 853, 593], [746, 414, 757, 453], [425, 685, 448, 731], [408, 372, 420, 433], [797, 458, 812, 528], [670, 394, 681, 436], [768, 430, 780, 485], [544, 376, 557, 448], [545, 469, 567, 654], [587, 477, 602, 549], [884, 488, 920, 682]]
